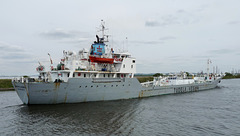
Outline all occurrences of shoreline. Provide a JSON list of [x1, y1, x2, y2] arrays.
[[0, 88, 15, 91]]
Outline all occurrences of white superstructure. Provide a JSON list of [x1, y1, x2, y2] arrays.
[[36, 20, 136, 83]]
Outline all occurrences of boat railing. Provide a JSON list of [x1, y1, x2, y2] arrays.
[[12, 77, 49, 83]]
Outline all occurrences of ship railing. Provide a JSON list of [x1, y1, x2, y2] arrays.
[[12, 77, 31, 83], [12, 77, 47, 83], [141, 81, 154, 87]]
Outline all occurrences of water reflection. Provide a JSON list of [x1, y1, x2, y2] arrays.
[[14, 99, 142, 135]]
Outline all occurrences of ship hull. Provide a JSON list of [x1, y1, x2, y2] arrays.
[[13, 78, 221, 104]]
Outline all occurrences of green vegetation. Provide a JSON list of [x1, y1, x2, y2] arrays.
[[223, 72, 240, 79], [136, 76, 154, 83], [153, 73, 164, 77], [0, 79, 14, 90]]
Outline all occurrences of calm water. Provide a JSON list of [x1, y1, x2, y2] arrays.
[[0, 79, 240, 136]]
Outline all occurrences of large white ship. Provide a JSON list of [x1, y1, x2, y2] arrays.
[[12, 21, 222, 104]]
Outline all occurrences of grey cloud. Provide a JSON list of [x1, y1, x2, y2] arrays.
[[0, 41, 35, 63], [41, 29, 77, 39], [177, 9, 185, 13], [208, 49, 234, 54], [130, 40, 164, 45], [159, 36, 176, 41], [0, 42, 24, 52], [227, 21, 240, 25], [145, 9, 200, 27], [1, 52, 30, 60], [192, 55, 213, 59], [145, 15, 180, 27], [145, 20, 160, 27], [40, 29, 90, 41]]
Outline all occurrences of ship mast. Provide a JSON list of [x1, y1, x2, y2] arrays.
[[207, 59, 211, 77], [99, 20, 109, 42]]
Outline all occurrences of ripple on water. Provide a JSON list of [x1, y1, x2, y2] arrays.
[[1, 79, 240, 135]]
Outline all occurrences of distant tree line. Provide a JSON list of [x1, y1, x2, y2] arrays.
[[153, 73, 164, 77], [223, 72, 240, 79]]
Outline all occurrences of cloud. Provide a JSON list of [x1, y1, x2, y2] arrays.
[[40, 28, 90, 43], [208, 49, 234, 55], [192, 55, 213, 59], [145, 10, 200, 27], [1, 52, 30, 60], [159, 36, 176, 41], [145, 19, 161, 27], [129, 40, 164, 45], [0, 41, 35, 64], [145, 15, 179, 27], [227, 21, 240, 25], [0, 41, 24, 52], [41, 28, 79, 39]]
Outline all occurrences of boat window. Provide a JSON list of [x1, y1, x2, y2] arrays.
[[123, 64, 125, 68], [103, 74, 105, 77], [132, 60, 135, 63], [73, 73, 75, 77], [67, 73, 70, 77], [131, 65, 133, 68], [84, 74, 86, 77]]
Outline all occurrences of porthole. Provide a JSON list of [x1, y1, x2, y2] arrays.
[[85, 86, 87, 88]]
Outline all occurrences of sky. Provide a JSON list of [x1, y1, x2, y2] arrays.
[[0, 0, 240, 76]]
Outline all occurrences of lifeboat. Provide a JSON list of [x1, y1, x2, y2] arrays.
[[89, 56, 114, 64]]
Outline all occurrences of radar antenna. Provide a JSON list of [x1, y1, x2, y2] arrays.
[[97, 20, 109, 42]]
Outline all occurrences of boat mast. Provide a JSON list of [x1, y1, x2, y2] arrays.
[[207, 59, 211, 77], [99, 20, 109, 42]]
